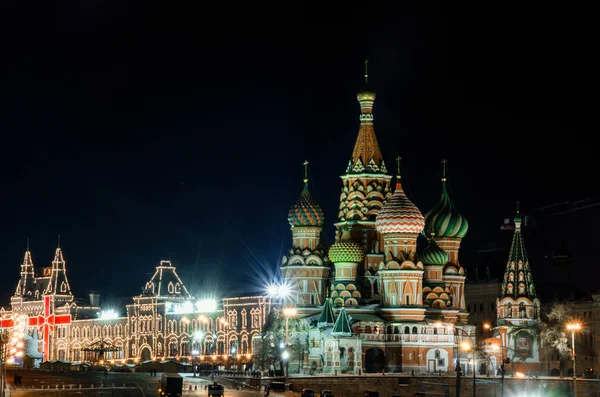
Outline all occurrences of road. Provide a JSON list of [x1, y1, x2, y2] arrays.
[[5, 371, 300, 397]]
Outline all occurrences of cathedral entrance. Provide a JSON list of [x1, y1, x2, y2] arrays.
[[365, 348, 385, 373], [140, 346, 152, 362]]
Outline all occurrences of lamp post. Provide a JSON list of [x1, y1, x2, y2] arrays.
[[282, 307, 297, 387], [566, 322, 582, 397], [452, 325, 476, 397]]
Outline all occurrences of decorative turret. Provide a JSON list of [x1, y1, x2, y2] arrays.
[[329, 229, 363, 306], [14, 240, 35, 297], [44, 243, 72, 298], [496, 202, 542, 366], [332, 306, 353, 337], [375, 157, 425, 258], [282, 161, 330, 311], [338, 60, 392, 226], [317, 294, 335, 328], [421, 235, 452, 310], [420, 236, 449, 266], [288, 164, 325, 228], [346, 59, 387, 175], [424, 159, 468, 266], [498, 203, 541, 324], [141, 260, 192, 300], [375, 158, 426, 321]]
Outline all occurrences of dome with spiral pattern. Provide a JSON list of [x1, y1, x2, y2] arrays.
[[375, 182, 425, 234], [424, 181, 468, 239], [288, 181, 325, 227], [420, 237, 449, 266], [329, 230, 364, 263]]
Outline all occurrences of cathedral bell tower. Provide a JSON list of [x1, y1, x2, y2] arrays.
[[336, 60, 392, 299], [496, 203, 542, 366], [281, 161, 330, 315]]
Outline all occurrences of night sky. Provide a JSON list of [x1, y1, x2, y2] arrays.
[[0, 3, 596, 307]]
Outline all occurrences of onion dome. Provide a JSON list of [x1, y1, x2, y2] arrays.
[[420, 236, 449, 266], [424, 160, 468, 239], [375, 181, 425, 234], [288, 164, 325, 227], [329, 230, 364, 263]]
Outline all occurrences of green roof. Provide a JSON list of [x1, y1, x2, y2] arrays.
[[348, 313, 384, 322], [332, 307, 352, 337], [317, 298, 335, 327], [499, 214, 537, 301]]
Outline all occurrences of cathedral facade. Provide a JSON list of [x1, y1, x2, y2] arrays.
[[273, 69, 475, 375], [1, 249, 271, 369]]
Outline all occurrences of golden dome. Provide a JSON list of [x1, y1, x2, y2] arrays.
[[357, 90, 376, 101]]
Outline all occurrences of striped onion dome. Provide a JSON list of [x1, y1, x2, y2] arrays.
[[329, 230, 364, 263], [375, 182, 425, 234], [419, 237, 449, 266], [424, 181, 468, 238], [288, 180, 325, 227]]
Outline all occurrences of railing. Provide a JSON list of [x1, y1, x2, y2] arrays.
[[362, 334, 454, 343]]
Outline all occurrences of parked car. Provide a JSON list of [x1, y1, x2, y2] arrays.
[[320, 390, 332, 397], [302, 389, 315, 397]]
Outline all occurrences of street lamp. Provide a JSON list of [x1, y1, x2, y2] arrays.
[[282, 307, 297, 387], [566, 322, 582, 396], [451, 325, 476, 397]]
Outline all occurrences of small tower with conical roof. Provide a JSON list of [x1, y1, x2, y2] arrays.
[[45, 246, 73, 299], [375, 157, 426, 320], [337, 60, 392, 298], [281, 161, 330, 313], [14, 242, 35, 298], [496, 202, 542, 366], [424, 160, 469, 322]]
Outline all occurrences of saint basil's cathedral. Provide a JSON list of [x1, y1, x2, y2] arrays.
[[0, 65, 543, 375]]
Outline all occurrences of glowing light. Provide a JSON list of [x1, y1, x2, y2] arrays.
[[173, 301, 195, 314], [15, 351, 24, 357], [7, 358, 14, 364], [483, 323, 491, 330], [283, 307, 297, 317], [460, 342, 471, 351], [282, 350, 290, 360], [196, 299, 217, 313], [99, 310, 119, 320], [266, 281, 293, 300], [266, 283, 279, 298], [193, 331, 203, 341], [566, 322, 582, 331], [515, 371, 525, 378], [192, 349, 200, 355], [278, 283, 291, 300]]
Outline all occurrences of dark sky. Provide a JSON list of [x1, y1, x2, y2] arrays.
[[0, 3, 596, 307]]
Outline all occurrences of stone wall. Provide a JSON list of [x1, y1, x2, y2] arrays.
[[279, 374, 600, 397]]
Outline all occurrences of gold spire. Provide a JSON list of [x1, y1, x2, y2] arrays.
[[364, 58, 369, 85], [396, 156, 402, 181], [441, 158, 447, 182], [516, 201, 521, 216], [303, 160, 309, 185]]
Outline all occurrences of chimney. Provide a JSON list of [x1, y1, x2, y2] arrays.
[[89, 292, 100, 307]]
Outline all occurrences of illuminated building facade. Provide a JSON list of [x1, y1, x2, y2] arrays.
[[1, 252, 271, 368], [275, 64, 474, 374]]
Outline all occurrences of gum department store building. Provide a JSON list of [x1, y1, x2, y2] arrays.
[[1, 68, 542, 375]]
